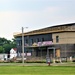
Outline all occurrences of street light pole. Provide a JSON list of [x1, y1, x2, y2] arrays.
[[22, 27, 28, 66], [22, 27, 24, 65]]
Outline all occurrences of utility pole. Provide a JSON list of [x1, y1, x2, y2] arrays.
[[22, 27, 24, 65], [22, 27, 28, 66]]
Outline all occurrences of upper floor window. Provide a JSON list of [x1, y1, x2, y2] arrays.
[[42, 38, 44, 42], [26, 39, 28, 44], [31, 39, 33, 44], [36, 38, 39, 42], [56, 36, 59, 43], [17, 40, 22, 46]]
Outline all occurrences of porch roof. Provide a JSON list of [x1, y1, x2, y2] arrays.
[[25, 44, 54, 49]]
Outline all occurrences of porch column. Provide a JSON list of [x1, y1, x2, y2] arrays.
[[53, 48, 55, 58], [53, 48, 55, 63], [41, 49, 42, 60], [47, 48, 49, 57]]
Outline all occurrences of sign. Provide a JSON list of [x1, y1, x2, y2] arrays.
[[37, 41, 52, 46], [42, 41, 52, 46], [27, 53, 31, 56]]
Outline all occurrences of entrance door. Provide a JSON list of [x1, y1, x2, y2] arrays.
[[56, 48, 60, 57], [47, 47, 56, 58]]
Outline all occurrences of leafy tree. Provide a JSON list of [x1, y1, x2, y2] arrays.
[[3, 44, 11, 53], [12, 38, 16, 44], [0, 37, 11, 45], [0, 46, 4, 53], [0, 37, 16, 53]]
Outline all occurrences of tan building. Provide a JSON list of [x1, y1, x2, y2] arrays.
[[14, 23, 75, 61]]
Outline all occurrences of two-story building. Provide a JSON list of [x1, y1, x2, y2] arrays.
[[14, 23, 75, 61]]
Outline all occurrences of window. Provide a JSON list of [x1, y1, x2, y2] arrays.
[[56, 36, 59, 43], [42, 38, 44, 42], [18, 40, 22, 46], [31, 39, 33, 44], [26, 39, 28, 44], [36, 38, 39, 42]]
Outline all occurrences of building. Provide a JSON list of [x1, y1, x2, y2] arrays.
[[14, 23, 75, 61], [10, 48, 17, 59]]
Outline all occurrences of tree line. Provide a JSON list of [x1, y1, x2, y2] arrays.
[[0, 37, 16, 53]]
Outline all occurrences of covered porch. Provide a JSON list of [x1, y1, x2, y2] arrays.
[[25, 45, 56, 63]]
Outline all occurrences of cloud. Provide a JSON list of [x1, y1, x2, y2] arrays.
[[0, 6, 74, 28], [0, 5, 75, 40], [0, 6, 59, 39]]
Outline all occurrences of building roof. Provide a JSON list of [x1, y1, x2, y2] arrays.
[[12, 48, 17, 51], [14, 23, 75, 37]]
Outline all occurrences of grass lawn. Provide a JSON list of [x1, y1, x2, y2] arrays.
[[0, 66, 75, 75]]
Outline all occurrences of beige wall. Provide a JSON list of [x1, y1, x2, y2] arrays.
[[52, 32, 75, 44]]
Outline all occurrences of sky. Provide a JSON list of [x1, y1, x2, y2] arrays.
[[0, 0, 75, 40]]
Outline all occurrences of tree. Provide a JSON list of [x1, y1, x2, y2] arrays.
[[3, 44, 11, 53], [0, 37, 17, 53], [0, 46, 4, 53], [0, 37, 11, 45]]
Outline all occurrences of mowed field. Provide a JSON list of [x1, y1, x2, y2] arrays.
[[0, 66, 75, 75]]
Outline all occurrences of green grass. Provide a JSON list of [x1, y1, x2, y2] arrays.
[[0, 66, 75, 75]]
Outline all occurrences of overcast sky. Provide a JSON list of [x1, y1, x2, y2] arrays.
[[0, 0, 75, 40]]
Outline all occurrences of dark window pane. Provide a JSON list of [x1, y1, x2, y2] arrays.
[[42, 38, 44, 42], [56, 36, 59, 43]]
